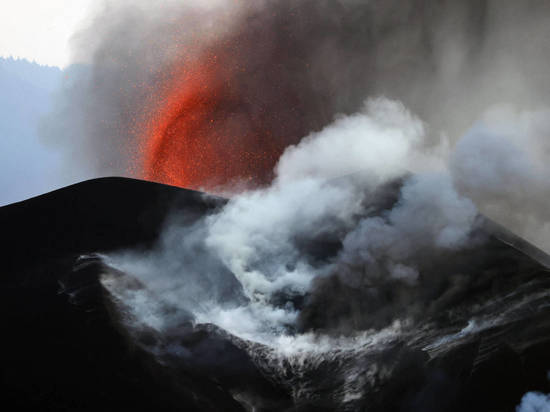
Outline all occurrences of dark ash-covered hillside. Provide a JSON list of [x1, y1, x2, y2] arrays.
[[2, 177, 550, 411]]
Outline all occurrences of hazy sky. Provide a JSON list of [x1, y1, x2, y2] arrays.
[[0, 0, 94, 204], [0, 0, 95, 67]]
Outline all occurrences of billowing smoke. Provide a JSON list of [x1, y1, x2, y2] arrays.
[[517, 391, 550, 412], [43, 0, 550, 252], [104, 98, 480, 346], [452, 107, 550, 251], [36, 1, 550, 407], [57, 0, 550, 351]]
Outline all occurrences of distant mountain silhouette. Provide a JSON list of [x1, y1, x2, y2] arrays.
[[0, 57, 63, 205], [0, 178, 245, 411]]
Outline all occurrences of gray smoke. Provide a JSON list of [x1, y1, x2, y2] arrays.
[[37, 0, 550, 353], [43, 0, 550, 251], [517, 391, 550, 412], [104, 97, 480, 343], [452, 106, 550, 251]]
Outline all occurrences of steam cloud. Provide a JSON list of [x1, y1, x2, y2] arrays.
[[105, 97, 480, 345], [517, 391, 550, 412], [50, 0, 549, 351], [452, 107, 550, 251], [30, 2, 550, 408], [43, 0, 550, 252]]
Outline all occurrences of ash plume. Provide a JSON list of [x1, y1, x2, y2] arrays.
[[43, 0, 550, 345], [451, 107, 550, 251], [11, 2, 550, 409], [43, 0, 550, 251], [105, 98, 479, 342], [100, 94, 549, 410]]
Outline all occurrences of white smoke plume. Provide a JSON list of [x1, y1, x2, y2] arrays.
[[43, 1, 550, 256], [205, 99, 426, 296], [517, 392, 550, 412], [106, 97, 480, 345], [66, 0, 550, 355]]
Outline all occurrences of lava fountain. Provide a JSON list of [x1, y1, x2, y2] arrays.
[[132, 2, 336, 192], [138, 44, 308, 191]]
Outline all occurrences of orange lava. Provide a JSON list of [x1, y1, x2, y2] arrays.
[[140, 51, 280, 191]]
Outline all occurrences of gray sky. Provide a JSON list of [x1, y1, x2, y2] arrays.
[[0, 0, 95, 68], [0, 58, 63, 205], [0, 1, 95, 205]]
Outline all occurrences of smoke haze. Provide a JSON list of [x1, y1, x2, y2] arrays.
[[517, 391, 550, 412], [38, 0, 546, 353], [104, 97, 480, 345], [41, 0, 550, 252]]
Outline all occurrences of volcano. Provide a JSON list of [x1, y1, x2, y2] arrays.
[[2, 177, 550, 411]]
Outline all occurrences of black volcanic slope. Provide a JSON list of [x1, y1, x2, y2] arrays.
[[0, 178, 239, 411], [2, 177, 550, 411]]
